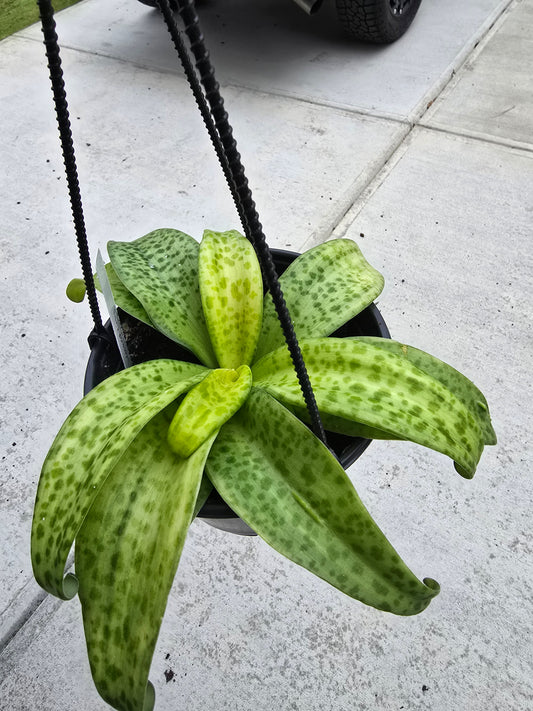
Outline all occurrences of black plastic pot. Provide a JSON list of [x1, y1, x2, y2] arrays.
[[84, 248, 390, 536]]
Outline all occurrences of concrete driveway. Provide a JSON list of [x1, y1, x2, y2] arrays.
[[1, 0, 532, 709]]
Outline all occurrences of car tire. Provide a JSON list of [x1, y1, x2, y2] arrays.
[[335, 0, 422, 43]]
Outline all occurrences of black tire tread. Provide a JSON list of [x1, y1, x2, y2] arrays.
[[336, 0, 422, 44]]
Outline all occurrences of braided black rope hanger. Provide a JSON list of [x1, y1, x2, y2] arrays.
[[37, 0, 105, 344], [37, 0, 328, 447], [158, 0, 327, 445]]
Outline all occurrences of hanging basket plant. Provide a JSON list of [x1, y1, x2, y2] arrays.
[[84, 245, 392, 535], [32, 228, 495, 710], [32, 1, 496, 710]]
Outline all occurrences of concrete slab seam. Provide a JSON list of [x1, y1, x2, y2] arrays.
[[0, 555, 75, 657], [11, 30, 202, 83], [0, 589, 50, 657], [327, 131, 415, 242], [13, 25, 412, 127], [407, 0, 515, 125], [321, 0, 520, 245], [300, 123, 412, 250], [415, 123, 533, 155]]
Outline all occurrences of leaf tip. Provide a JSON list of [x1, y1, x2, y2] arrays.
[[62, 572, 79, 600], [142, 681, 156, 711], [423, 577, 440, 595], [454, 461, 475, 479]]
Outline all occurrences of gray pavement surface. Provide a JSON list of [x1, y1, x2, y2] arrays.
[[1, 0, 532, 709]]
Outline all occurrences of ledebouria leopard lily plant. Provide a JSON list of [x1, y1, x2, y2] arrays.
[[32, 228, 496, 711]]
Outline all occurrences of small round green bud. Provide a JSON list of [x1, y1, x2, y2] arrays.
[[66, 278, 86, 303]]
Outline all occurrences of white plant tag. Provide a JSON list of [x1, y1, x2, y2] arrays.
[[96, 250, 132, 369]]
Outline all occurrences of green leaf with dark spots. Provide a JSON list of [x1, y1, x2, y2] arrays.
[[95, 262, 154, 328], [167, 365, 252, 458], [108, 229, 217, 367], [76, 413, 216, 711], [286, 406, 402, 441], [31, 359, 208, 599], [353, 337, 497, 445], [207, 389, 439, 615], [199, 230, 263, 368], [192, 474, 214, 519], [253, 239, 384, 362], [252, 338, 485, 477]]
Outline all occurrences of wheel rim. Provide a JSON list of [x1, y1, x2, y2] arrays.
[[389, 0, 411, 15]]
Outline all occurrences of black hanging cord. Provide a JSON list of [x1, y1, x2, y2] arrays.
[[37, 0, 104, 342], [37, 0, 327, 447], [155, 0, 249, 234], [157, 0, 328, 447]]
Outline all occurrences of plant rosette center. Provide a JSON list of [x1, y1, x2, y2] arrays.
[[167, 365, 252, 458], [31, 227, 495, 711]]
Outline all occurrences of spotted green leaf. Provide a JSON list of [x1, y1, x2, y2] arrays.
[[168, 365, 252, 458], [353, 337, 497, 445], [252, 338, 485, 478], [31, 359, 208, 599], [108, 229, 217, 367], [283, 405, 402, 441], [199, 230, 263, 368], [193, 474, 214, 519], [287, 337, 496, 447], [95, 262, 154, 328], [76, 412, 216, 711], [253, 239, 385, 362], [207, 389, 439, 615]]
